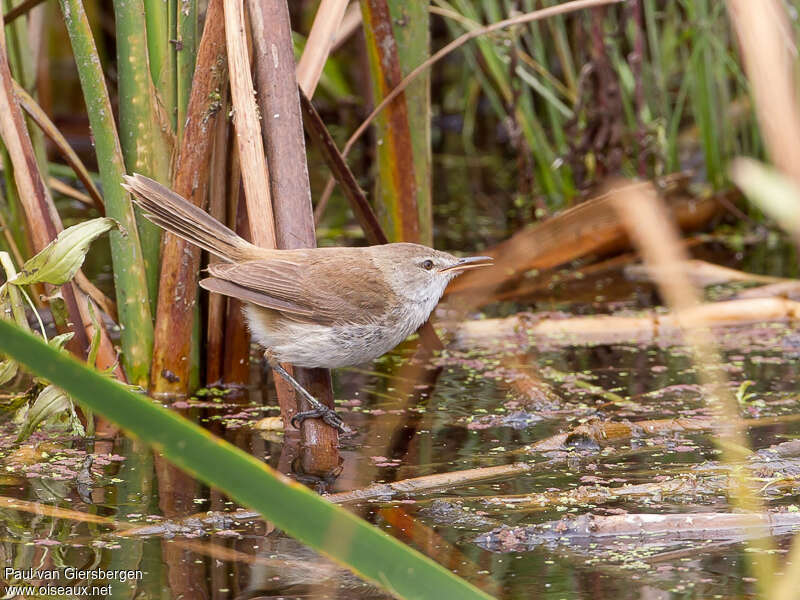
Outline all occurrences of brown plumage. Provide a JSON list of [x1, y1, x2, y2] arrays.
[[122, 173, 492, 430], [123, 173, 395, 328]]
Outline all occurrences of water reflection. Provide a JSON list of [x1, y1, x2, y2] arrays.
[[2, 238, 800, 598]]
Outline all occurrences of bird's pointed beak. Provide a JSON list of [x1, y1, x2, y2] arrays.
[[439, 255, 494, 273]]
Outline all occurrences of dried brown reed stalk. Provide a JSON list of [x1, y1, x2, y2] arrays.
[[727, 0, 800, 186], [205, 96, 231, 385], [150, 0, 228, 397], [300, 91, 387, 245], [327, 462, 535, 504], [609, 180, 776, 596], [453, 296, 800, 349], [248, 0, 340, 472], [14, 81, 103, 212], [726, 3, 800, 596], [222, 0, 276, 248], [447, 188, 719, 299], [296, 0, 349, 97]]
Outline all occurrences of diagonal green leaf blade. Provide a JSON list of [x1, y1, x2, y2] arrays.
[[11, 218, 118, 286], [0, 319, 494, 600]]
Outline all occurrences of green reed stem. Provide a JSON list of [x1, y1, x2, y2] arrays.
[[143, 0, 174, 124], [58, 0, 154, 387], [176, 0, 197, 140], [114, 0, 170, 313], [387, 0, 432, 245]]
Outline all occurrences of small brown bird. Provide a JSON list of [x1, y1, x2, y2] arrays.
[[122, 174, 492, 432]]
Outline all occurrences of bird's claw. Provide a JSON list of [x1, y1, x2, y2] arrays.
[[291, 406, 350, 434]]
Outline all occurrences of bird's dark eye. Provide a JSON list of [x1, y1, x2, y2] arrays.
[[422, 259, 434, 271]]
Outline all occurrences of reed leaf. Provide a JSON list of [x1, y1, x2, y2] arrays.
[[0, 319, 494, 600], [10, 217, 116, 286]]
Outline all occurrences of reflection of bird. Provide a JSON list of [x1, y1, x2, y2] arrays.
[[123, 174, 492, 432]]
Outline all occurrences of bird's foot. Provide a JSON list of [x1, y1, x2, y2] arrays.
[[264, 352, 351, 435], [291, 405, 350, 434]]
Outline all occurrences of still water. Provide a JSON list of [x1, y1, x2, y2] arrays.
[[1, 235, 799, 599]]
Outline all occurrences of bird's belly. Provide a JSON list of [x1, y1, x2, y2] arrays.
[[244, 306, 414, 368]]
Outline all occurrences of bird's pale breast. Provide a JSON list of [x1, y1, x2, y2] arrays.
[[244, 297, 435, 368]]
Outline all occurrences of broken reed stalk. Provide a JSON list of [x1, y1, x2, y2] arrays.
[[13, 81, 103, 212], [247, 0, 340, 467], [299, 91, 387, 245], [327, 463, 535, 504], [296, 0, 349, 97], [73, 271, 117, 322], [447, 186, 719, 297], [360, 0, 421, 244], [452, 296, 800, 349], [150, 0, 228, 397], [47, 178, 92, 206], [222, 0, 276, 249], [59, 0, 155, 386], [609, 181, 776, 595]]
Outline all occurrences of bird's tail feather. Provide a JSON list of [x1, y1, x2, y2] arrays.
[[122, 173, 255, 262]]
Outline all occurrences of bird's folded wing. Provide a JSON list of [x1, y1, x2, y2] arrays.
[[203, 256, 389, 325], [199, 277, 315, 316]]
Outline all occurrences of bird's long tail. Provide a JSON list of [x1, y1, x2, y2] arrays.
[[122, 173, 256, 262]]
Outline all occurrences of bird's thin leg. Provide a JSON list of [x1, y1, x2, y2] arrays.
[[264, 353, 349, 434]]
